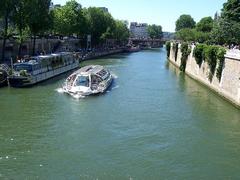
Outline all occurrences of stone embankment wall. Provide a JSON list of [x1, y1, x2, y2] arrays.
[[169, 43, 240, 108], [82, 48, 124, 60], [0, 39, 61, 59], [0, 38, 81, 61]]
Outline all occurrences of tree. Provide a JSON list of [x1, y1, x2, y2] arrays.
[[222, 0, 240, 22], [147, 24, 163, 39], [196, 17, 214, 32], [84, 7, 116, 45], [12, 0, 29, 57], [175, 28, 196, 42], [53, 0, 87, 37], [113, 20, 129, 43], [209, 0, 240, 45], [25, 0, 52, 55], [0, 0, 16, 62], [211, 18, 240, 45], [175, 14, 196, 31]]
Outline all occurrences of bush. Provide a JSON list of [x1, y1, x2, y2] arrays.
[[204, 45, 218, 81], [172, 42, 179, 62], [193, 44, 206, 67], [166, 41, 171, 58], [180, 42, 191, 72], [216, 47, 226, 82], [194, 44, 226, 82]]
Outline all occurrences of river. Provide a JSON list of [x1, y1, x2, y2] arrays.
[[0, 48, 240, 179]]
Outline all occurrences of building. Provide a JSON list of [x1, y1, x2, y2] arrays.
[[99, 7, 109, 13], [162, 32, 175, 41], [130, 22, 149, 39], [50, 2, 61, 10]]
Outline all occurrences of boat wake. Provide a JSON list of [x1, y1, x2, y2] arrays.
[[111, 72, 118, 79], [56, 88, 65, 93], [56, 88, 85, 99], [111, 85, 119, 90], [72, 94, 85, 99]]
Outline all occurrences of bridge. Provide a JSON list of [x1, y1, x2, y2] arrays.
[[129, 38, 165, 48]]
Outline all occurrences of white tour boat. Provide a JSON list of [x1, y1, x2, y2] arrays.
[[8, 52, 79, 87], [62, 65, 113, 97]]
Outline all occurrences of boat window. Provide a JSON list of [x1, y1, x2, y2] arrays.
[[66, 74, 77, 86], [96, 69, 107, 77], [91, 75, 102, 84], [75, 76, 89, 87], [14, 64, 32, 72]]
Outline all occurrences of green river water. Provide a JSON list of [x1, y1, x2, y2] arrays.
[[0, 48, 240, 180]]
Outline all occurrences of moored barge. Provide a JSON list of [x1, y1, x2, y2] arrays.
[[8, 52, 79, 87]]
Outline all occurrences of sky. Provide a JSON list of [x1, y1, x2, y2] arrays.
[[52, 0, 227, 32]]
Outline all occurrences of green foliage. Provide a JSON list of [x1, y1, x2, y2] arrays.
[[204, 45, 219, 81], [180, 43, 191, 72], [25, 0, 52, 55], [176, 28, 197, 42], [113, 20, 129, 42], [172, 42, 179, 62], [0, 0, 17, 61], [26, 0, 52, 36], [211, 18, 240, 45], [53, 0, 86, 36], [147, 24, 163, 39], [166, 41, 171, 58], [222, 0, 240, 22], [216, 47, 226, 81], [12, 0, 30, 56], [196, 17, 214, 32], [193, 44, 206, 67], [175, 14, 196, 31], [193, 44, 226, 81], [211, 0, 240, 45], [84, 7, 116, 45], [176, 28, 211, 43]]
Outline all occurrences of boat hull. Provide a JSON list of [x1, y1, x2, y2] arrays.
[[0, 79, 8, 87]]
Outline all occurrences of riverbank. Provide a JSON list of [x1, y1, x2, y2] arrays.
[[168, 43, 240, 108], [81, 48, 125, 61]]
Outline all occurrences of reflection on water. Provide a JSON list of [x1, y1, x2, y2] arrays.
[[0, 49, 240, 179]]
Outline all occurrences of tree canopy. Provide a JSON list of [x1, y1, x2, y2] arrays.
[[175, 0, 240, 46], [196, 17, 214, 32], [114, 20, 129, 42], [84, 7, 116, 44], [53, 0, 86, 36], [175, 14, 196, 31], [0, 0, 17, 60], [222, 0, 240, 22], [147, 24, 163, 39], [211, 0, 240, 45]]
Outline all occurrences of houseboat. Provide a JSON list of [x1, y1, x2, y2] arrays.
[[62, 65, 113, 97], [8, 52, 79, 87], [0, 64, 10, 87]]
